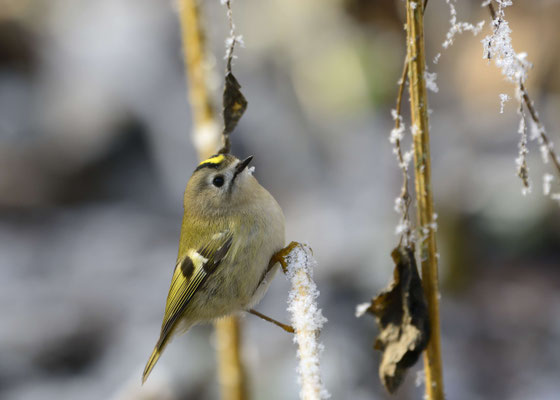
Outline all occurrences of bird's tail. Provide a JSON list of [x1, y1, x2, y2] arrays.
[[142, 346, 161, 384], [142, 336, 170, 384]]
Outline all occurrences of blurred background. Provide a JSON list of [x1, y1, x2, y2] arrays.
[[1, 0, 559, 399]]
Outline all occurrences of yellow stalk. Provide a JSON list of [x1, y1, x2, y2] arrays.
[[405, 1, 445, 399]]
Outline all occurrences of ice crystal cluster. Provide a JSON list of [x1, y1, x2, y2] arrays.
[[442, 0, 485, 50], [481, 1, 560, 200], [221, 0, 244, 62], [481, 1, 529, 84], [285, 244, 330, 400]]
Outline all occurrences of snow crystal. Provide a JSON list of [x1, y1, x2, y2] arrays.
[[401, 150, 414, 170], [530, 120, 542, 141], [394, 197, 406, 214], [543, 174, 553, 196], [499, 93, 510, 113], [442, 0, 484, 50], [355, 302, 371, 318], [395, 220, 411, 236], [540, 143, 550, 164], [424, 70, 439, 93], [482, 2, 531, 84], [285, 244, 330, 400], [390, 125, 405, 145]]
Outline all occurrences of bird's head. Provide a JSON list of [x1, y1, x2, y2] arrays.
[[184, 154, 258, 215]]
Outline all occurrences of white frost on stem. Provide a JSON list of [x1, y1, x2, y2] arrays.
[[515, 99, 531, 194], [424, 69, 439, 93], [355, 302, 371, 318], [482, 1, 530, 84], [543, 173, 553, 196], [285, 244, 330, 400], [441, 0, 484, 50], [221, 0, 244, 63], [499, 93, 510, 113]]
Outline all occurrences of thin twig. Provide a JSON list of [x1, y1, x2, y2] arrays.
[[391, 0, 430, 246], [220, 0, 241, 155], [248, 309, 295, 333], [485, 3, 560, 180], [393, 57, 412, 246], [488, 2, 497, 21], [519, 82, 560, 176], [405, 1, 445, 398]]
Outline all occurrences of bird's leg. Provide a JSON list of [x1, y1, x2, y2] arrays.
[[250, 242, 302, 334], [268, 241, 300, 274], [247, 309, 294, 334]]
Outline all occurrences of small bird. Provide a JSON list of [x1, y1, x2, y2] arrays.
[[142, 153, 285, 383]]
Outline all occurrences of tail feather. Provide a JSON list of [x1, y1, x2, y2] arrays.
[[142, 345, 162, 384], [143, 334, 171, 384]]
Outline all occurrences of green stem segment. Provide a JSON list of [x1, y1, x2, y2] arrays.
[[405, 1, 445, 399]]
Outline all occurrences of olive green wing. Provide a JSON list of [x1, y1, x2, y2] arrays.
[[142, 230, 234, 383], [161, 231, 234, 336]]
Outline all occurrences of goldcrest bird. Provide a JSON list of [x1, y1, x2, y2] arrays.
[[142, 153, 285, 383]]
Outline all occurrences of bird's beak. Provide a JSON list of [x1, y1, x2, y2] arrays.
[[234, 155, 253, 176]]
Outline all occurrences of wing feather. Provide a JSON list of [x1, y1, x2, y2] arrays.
[[159, 231, 234, 345], [143, 230, 233, 383]]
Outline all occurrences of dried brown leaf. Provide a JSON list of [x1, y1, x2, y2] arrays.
[[364, 245, 430, 393], [222, 71, 247, 136]]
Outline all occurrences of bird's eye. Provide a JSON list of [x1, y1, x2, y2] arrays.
[[212, 175, 225, 187]]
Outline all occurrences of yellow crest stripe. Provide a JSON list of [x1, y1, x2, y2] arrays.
[[198, 154, 225, 166]]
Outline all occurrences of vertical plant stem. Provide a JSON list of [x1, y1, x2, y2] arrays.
[[178, 1, 247, 399], [405, 1, 445, 399], [179, 0, 222, 160], [215, 318, 247, 400]]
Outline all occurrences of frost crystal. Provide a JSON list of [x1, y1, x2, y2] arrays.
[[395, 220, 411, 236], [530, 120, 542, 141], [442, 0, 484, 50], [499, 93, 510, 113], [285, 244, 330, 400], [543, 174, 553, 196], [402, 150, 414, 169], [390, 125, 405, 145], [515, 101, 531, 192], [424, 70, 439, 93], [482, 2, 531, 84], [221, 0, 244, 63], [355, 302, 370, 318]]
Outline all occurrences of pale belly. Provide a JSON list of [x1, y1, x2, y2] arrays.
[[185, 205, 285, 321]]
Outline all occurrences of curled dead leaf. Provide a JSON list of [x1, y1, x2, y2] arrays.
[[222, 71, 247, 136], [359, 245, 430, 393]]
